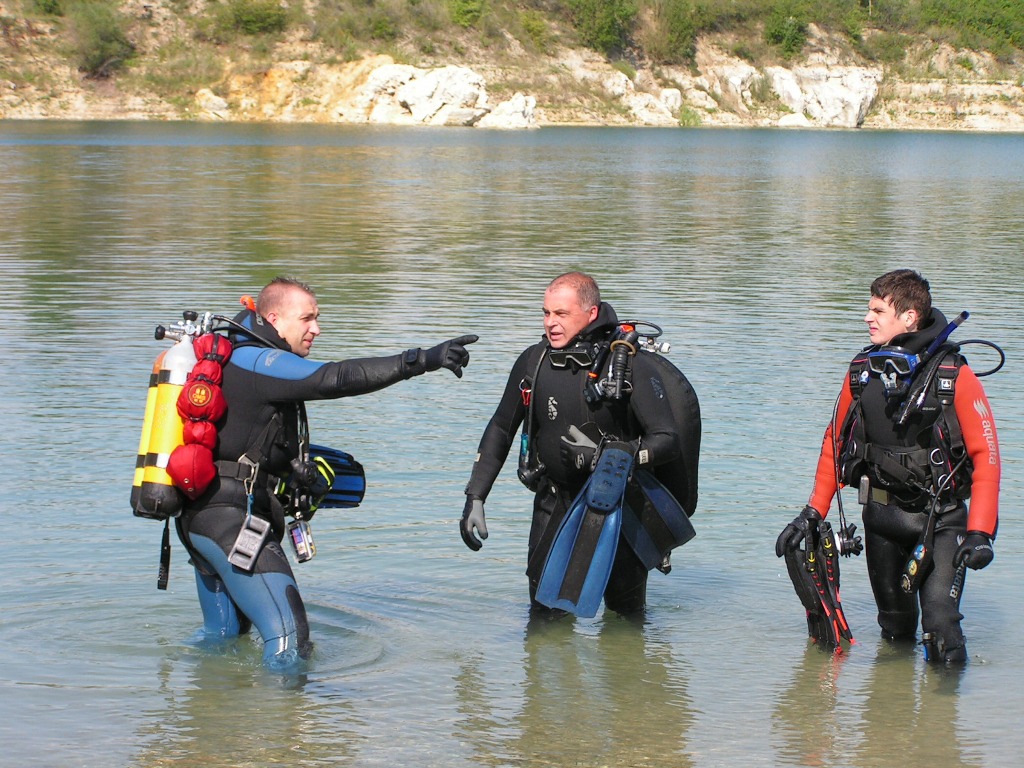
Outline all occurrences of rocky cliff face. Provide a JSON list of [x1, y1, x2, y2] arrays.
[[1, 9, 1022, 131]]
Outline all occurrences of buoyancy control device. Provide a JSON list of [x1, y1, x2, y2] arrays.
[[517, 320, 701, 518]]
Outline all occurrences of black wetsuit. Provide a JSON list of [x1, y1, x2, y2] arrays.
[[856, 313, 970, 656], [466, 303, 680, 613], [176, 308, 433, 668]]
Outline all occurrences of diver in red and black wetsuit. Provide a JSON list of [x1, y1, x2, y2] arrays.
[[777, 269, 1001, 665]]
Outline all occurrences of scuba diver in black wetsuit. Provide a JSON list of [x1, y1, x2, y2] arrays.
[[176, 277, 476, 669], [459, 272, 699, 615], [777, 269, 1001, 664]]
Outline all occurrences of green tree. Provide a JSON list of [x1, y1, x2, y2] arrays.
[[764, 2, 808, 57], [569, 0, 638, 56], [645, 0, 698, 64]]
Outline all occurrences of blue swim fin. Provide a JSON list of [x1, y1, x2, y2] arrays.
[[621, 469, 696, 572], [309, 444, 366, 509], [535, 442, 635, 617]]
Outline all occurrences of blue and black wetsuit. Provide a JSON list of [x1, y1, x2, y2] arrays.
[[176, 309, 434, 669]]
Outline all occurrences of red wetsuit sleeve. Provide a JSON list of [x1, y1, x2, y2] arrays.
[[807, 378, 855, 517], [955, 366, 1001, 536]]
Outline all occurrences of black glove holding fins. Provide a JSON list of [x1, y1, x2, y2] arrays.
[[284, 454, 336, 520], [777, 508, 994, 570], [775, 505, 823, 557]]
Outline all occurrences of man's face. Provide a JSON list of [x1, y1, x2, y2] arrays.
[[266, 288, 321, 357], [543, 284, 598, 349], [864, 295, 918, 346]]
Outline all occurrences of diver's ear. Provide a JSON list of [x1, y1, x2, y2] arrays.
[[902, 308, 919, 333]]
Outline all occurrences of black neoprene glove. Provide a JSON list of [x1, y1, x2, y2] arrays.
[[460, 495, 488, 551], [775, 505, 822, 557], [422, 334, 479, 378], [954, 531, 994, 570]]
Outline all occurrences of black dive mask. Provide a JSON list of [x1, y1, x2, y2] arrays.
[[548, 346, 594, 370]]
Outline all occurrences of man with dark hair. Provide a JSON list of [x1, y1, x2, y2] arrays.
[[176, 276, 477, 669], [777, 269, 1001, 664]]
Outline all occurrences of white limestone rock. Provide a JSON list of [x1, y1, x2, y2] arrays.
[[624, 91, 678, 126], [477, 92, 537, 129], [766, 66, 882, 127], [396, 65, 489, 124], [660, 88, 683, 112], [195, 88, 228, 118]]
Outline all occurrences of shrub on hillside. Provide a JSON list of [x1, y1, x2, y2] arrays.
[[224, 0, 288, 35], [764, 3, 808, 57], [922, 0, 1024, 53], [32, 0, 63, 15], [66, 1, 134, 78], [449, 0, 485, 27], [569, 0, 637, 56]]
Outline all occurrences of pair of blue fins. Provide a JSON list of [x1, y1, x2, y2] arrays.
[[535, 441, 696, 618]]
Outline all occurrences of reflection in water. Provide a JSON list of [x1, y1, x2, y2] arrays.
[[456, 613, 695, 767], [772, 645, 851, 767], [853, 643, 978, 768], [132, 650, 364, 768], [772, 641, 979, 768]]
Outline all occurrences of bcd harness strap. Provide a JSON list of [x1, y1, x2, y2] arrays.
[[841, 347, 970, 503], [519, 334, 644, 489], [517, 346, 549, 489], [215, 411, 286, 493]]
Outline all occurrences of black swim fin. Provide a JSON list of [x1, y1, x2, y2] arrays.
[[783, 518, 854, 651], [621, 469, 696, 572], [816, 521, 854, 646], [309, 444, 366, 508], [535, 442, 635, 617]]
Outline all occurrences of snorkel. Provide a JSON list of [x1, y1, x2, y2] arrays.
[[892, 311, 968, 424]]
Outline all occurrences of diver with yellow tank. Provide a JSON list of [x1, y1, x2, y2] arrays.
[[133, 277, 476, 670]]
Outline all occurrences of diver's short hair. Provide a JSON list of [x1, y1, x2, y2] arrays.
[[548, 272, 600, 311], [871, 269, 931, 319], [256, 276, 316, 316]]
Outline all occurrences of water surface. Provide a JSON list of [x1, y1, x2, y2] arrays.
[[2, 121, 1023, 767]]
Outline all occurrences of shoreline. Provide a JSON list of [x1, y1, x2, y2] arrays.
[[3, 24, 1023, 133], [3, 115, 1024, 134]]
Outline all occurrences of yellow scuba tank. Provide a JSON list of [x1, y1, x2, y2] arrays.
[[131, 351, 165, 513], [134, 336, 196, 519]]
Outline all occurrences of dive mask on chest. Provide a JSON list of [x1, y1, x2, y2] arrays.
[[867, 346, 920, 397], [548, 346, 595, 370]]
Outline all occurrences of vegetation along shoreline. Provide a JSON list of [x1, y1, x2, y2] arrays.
[[1, 0, 1022, 130]]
